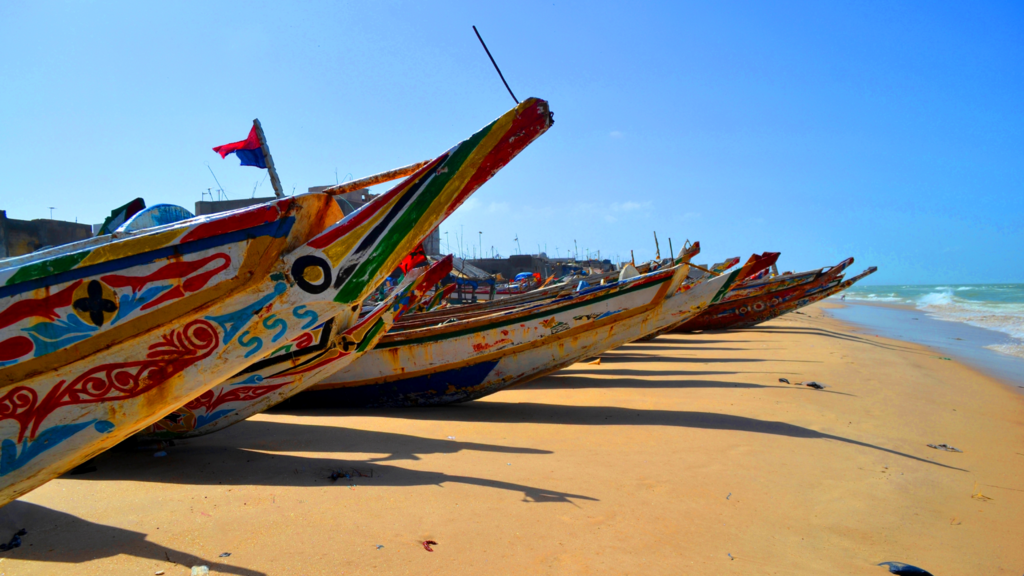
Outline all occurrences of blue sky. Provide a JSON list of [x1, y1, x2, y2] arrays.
[[1, 1, 1021, 284]]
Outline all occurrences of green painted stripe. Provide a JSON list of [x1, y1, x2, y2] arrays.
[[710, 270, 740, 303], [357, 318, 387, 353], [379, 274, 671, 349], [333, 119, 499, 304], [6, 251, 91, 286]]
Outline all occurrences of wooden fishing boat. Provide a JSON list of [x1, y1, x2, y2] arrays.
[[637, 253, 781, 341], [0, 98, 552, 504], [722, 265, 878, 329], [293, 243, 768, 408], [673, 257, 854, 332], [138, 256, 452, 439]]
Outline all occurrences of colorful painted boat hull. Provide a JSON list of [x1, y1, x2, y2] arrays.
[[674, 257, 855, 332], [297, 246, 744, 408], [138, 257, 453, 439], [723, 266, 877, 329], [0, 98, 552, 504]]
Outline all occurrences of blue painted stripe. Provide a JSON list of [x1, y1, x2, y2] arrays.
[[296, 359, 501, 408], [0, 217, 295, 299]]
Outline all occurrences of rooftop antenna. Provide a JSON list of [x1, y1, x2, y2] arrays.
[[514, 234, 521, 255], [251, 173, 268, 199], [205, 162, 228, 200], [48, 207, 55, 219], [472, 26, 519, 105]]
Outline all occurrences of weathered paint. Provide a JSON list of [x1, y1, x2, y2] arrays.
[[299, 244, 741, 408], [674, 257, 857, 332], [718, 266, 878, 330], [138, 256, 453, 439], [0, 98, 552, 505]]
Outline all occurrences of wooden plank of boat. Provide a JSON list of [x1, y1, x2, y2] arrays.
[[0, 97, 553, 505], [294, 242, 746, 408], [674, 257, 854, 332], [636, 251, 781, 341], [138, 256, 453, 439], [724, 265, 877, 330]]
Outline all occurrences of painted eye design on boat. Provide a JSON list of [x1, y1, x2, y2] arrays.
[[291, 255, 332, 294]]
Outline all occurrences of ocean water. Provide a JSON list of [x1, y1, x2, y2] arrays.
[[838, 284, 1024, 360]]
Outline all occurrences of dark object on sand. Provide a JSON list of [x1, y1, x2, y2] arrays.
[[0, 529, 27, 552], [422, 540, 438, 552], [780, 377, 825, 389], [219, 553, 231, 557], [878, 561, 934, 575], [927, 443, 963, 453]]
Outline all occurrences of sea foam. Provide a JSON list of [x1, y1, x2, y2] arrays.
[[840, 284, 1024, 359]]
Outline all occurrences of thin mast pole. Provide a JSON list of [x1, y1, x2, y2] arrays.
[[253, 118, 284, 198]]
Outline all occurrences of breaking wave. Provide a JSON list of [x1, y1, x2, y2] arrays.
[[840, 284, 1024, 359]]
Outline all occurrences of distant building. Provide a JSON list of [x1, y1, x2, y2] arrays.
[[468, 254, 615, 280], [195, 197, 279, 216], [0, 210, 92, 258]]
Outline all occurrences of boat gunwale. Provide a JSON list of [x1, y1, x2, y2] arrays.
[[377, 266, 679, 348]]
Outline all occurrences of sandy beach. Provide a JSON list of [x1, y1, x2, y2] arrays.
[[1, 301, 1021, 575]]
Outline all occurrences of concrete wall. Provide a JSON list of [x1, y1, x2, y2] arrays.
[[0, 211, 93, 258], [194, 197, 279, 216], [468, 255, 552, 279]]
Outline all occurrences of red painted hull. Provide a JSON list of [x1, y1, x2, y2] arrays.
[[675, 259, 853, 332]]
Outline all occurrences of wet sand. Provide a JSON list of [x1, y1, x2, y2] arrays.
[[1, 302, 1022, 575]]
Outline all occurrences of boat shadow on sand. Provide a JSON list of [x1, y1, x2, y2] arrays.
[[320, 401, 967, 473], [0, 501, 263, 576], [74, 423, 596, 505]]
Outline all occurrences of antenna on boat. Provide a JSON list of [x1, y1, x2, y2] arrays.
[[653, 231, 661, 260], [472, 25, 519, 105]]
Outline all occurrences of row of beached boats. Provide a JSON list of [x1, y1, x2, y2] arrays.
[[0, 97, 875, 508]]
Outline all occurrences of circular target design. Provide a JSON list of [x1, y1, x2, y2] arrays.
[[292, 255, 332, 294], [753, 302, 765, 311], [739, 307, 749, 314]]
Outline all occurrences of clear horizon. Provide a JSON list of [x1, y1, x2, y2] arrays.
[[2, 1, 1021, 285]]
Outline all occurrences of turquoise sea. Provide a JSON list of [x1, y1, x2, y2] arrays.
[[827, 284, 1024, 387]]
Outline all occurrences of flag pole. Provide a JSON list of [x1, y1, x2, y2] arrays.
[[253, 118, 284, 198]]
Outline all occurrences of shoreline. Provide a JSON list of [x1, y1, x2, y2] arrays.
[[1, 302, 1021, 575], [823, 299, 1024, 391]]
